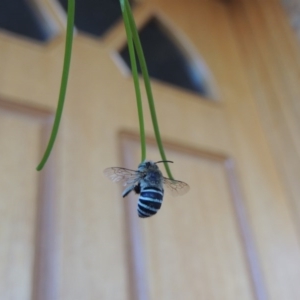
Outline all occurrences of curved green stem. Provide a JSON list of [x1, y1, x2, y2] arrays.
[[36, 0, 75, 171], [124, 0, 173, 179], [120, 0, 146, 162]]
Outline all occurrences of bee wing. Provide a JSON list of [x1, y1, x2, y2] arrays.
[[163, 177, 190, 197], [103, 167, 141, 186]]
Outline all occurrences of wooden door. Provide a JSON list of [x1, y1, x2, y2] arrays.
[[0, 0, 300, 299]]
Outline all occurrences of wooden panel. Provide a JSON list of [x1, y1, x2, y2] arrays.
[[0, 99, 59, 300], [138, 2, 300, 299], [121, 133, 265, 300], [229, 0, 300, 228], [226, 1, 300, 299]]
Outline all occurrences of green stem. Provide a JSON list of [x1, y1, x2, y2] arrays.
[[120, 0, 146, 162], [36, 0, 75, 171], [124, 0, 173, 179]]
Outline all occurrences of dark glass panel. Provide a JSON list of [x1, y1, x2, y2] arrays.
[[120, 18, 208, 96], [0, 0, 50, 41], [58, 0, 133, 37]]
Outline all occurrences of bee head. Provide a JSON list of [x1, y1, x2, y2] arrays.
[[138, 160, 157, 172], [138, 160, 174, 172]]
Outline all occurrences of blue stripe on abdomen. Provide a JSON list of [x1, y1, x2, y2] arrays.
[[141, 187, 163, 199], [137, 187, 164, 218]]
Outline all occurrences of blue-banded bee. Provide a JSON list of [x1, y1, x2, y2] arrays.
[[104, 160, 189, 218]]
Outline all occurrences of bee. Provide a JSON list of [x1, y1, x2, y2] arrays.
[[104, 160, 189, 218]]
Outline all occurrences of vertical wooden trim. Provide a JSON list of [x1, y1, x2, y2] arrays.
[[225, 158, 268, 300], [32, 119, 60, 300], [120, 135, 150, 300]]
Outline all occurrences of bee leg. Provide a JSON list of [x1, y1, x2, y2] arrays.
[[134, 183, 141, 194], [122, 185, 135, 198]]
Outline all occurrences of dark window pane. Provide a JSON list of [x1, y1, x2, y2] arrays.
[[58, 0, 133, 37], [120, 18, 208, 96], [0, 0, 50, 41]]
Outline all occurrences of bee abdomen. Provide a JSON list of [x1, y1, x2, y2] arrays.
[[137, 187, 164, 218]]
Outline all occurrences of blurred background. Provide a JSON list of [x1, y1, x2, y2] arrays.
[[1, 0, 300, 299]]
